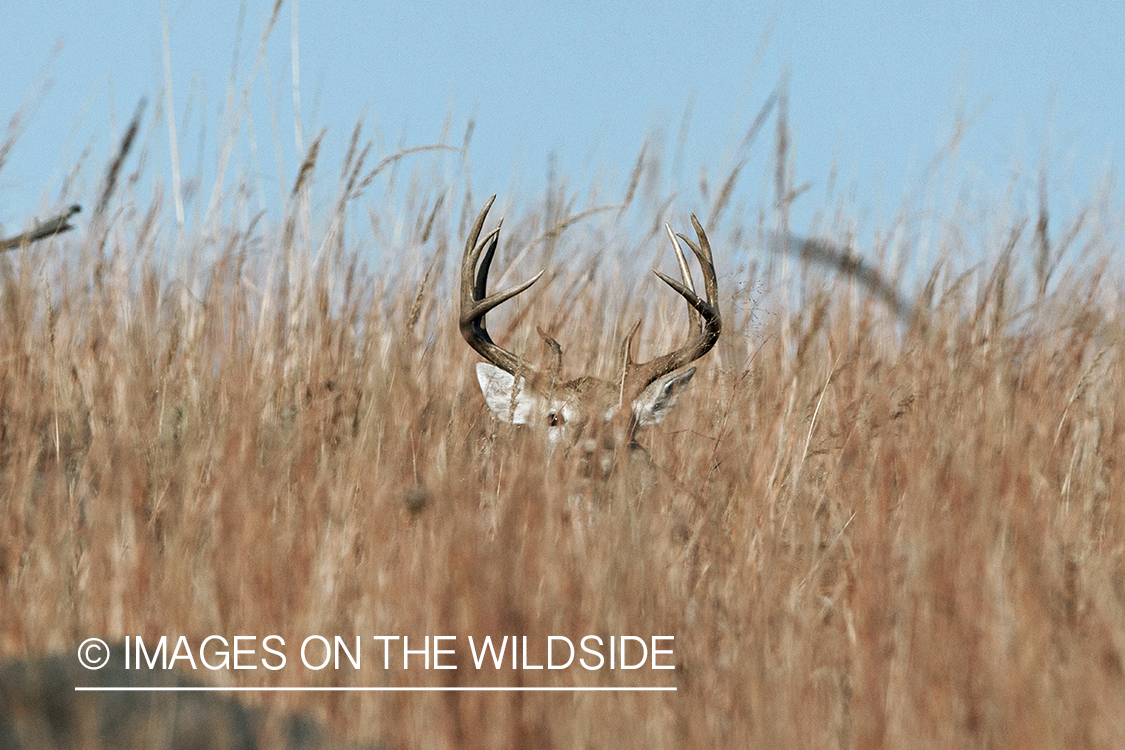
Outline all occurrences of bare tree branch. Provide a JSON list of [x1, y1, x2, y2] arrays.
[[0, 204, 81, 251]]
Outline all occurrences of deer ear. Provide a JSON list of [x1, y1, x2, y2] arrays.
[[476, 362, 539, 425], [632, 367, 696, 428]]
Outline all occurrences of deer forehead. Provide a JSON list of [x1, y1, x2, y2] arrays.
[[555, 377, 622, 421]]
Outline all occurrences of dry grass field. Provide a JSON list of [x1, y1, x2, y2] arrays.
[[1, 95, 1124, 749]]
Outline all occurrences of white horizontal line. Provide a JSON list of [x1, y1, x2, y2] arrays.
[[75, 686, 675, 692]]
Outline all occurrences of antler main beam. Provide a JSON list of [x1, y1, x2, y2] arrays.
[[459, 195, 544, 379], [621, 214, 721, 398]]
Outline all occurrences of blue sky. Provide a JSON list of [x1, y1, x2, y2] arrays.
[[1, 1, 1121, 243]]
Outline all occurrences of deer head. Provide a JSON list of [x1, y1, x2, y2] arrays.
[[460, 196, 720, 475]]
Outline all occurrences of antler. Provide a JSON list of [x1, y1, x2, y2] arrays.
[[0, 205, 81, 251], [620, 214, 721, 400], [460, 195, 545, 379]]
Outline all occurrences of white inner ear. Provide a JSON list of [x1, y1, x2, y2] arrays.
[[632, 367, 696, 428], [476, 362, 540, 425]]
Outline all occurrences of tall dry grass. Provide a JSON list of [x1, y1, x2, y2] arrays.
[[1, 92, 1124, 749]]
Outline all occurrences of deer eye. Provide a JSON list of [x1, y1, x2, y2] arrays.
[[548, 411, 564, 427]]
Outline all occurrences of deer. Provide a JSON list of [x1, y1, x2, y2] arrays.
[[460, 196, 721, 481]]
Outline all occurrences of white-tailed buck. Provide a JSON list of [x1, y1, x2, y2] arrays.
[[461, 196, 721, 477]]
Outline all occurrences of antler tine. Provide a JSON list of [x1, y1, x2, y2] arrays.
[[665, 223, 701, 334], [459, 196, 544, 379], [537, 326, 564, 386], [473, 223, 502, 305], [622, 214, 721, 398], [677, 214, 718, 307], [616, 319, 643, 407]]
